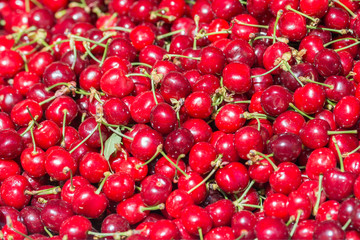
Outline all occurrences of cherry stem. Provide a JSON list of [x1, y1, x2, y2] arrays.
[[61, 109, 67, 147], [20, 120, 36, 137], [187, 155, 222, 194], [69, 35, 107, 48], [83, 42, 101, 64], [30, 126, 37, 154], [193, 15, 200, 50], [26, 106, 40, 127], [240, 204, 263, 209], [108, 127, 134, 141], [131, 62, 152, 68], [289, 103, 314, 120], [103, 26, 132, 32], [301, 78, 333, 89], [46, 82, 71, 91], [324, 38, 358, 47], [67, 168, 75, 191], [25, 186, 61, 195], [160, 151, 190, 178], [174, 154, 185, 181], [313, 174, 323, 215], [334, 41, 360, 52], [286, 6, 318, 22], [163, 54, 201, 61], [88, 230, 137, 238], [69, 124, 99, 154], [136, 144, 163, 169], [99, 39, 111, 67], [229, 100, 251, 104], [289, 210, 302, 237], [344, 145, 360, 157], [333, 0, 356, 17], [12, 39, 38, 51], [95, 172, 111, 195], [306, 25, 347, 35], [44, 227, 53, 238], [140, 203, 165, 212], [9, 225, 34, 240], [250, 151, 278, 171], [283, 62, 304, 87], [198, 228, 204, 240], [233, 180, 255, 205], [157, 29, 184, 40], [328, 130, 357, 135], [125, 73, 149, 78], [234, 19, 269, 29], [342, 218, 352, 230], [98, 124, 104, 156], [332, 137, 345, 172], [255, 117, 261, 131], [250, 61, 283, 78], [273, 10, 283, 44]]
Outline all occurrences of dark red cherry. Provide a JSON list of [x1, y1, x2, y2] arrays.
[[130, 91, 164, 124], [43, 62, 76, 89], [160, 71, 192, 103], [314, 49, 342, 77], [255, 217, 289, 240], [0, 129, 24, 159], [40, 199, 73, 233], [59, 215, 92, 240], [103, 98, 131, 126], [78, 117, 110, 149], [140, 173, 172, 206], [20, 206, 44, 235], [323, 168, 356, 201], [222, 62, 251, 94], [261, 85, 293, 116], [267, 133, 302, 163], [198, 46, 225, 75], [150, 102, 178, 135], [278, 11, 307, 42], [164, 128, 195, 158], [313, 220, 345, 240], [234, 126, 264, 159]]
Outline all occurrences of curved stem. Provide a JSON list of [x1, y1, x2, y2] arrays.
[[333, 0, 356, 17], [332, 137, 344, 172], [30, 127, 37, 154], [131, 62, 152, 68], [234, 19, 269, 29], [273, 10, 283, 44], [70, 35, 106, 48], [324, 38, 358, 47], [290, 210, 302, 237], [95, 172, 111, 195], [102, 26, 132, 32], [46, 82, 70, 91], [302, 78, 333, 89], [136, 145, 163, 168], [286, 6, 317, 22], [233, 180, 255, 205], [251, 61, 283, 78], [289, 103, 314, 120], [342, 219, 352, 231], [157, 29, 184, 40], [251, 151, 278, 171], [164, 54, 201, 61], [99, 39, 110, 67], [334, 41, 360, 52], [306, 25, 347, 35], [313, 174, 323, 215], [140, 203, 165, 212], [108, 127, 134, 141], [160, 151, 189, 178], [284, 62, 304, 87], [98, 124, 104, 156], [345, 145, 360, 157], [69, 125, 99, 154]]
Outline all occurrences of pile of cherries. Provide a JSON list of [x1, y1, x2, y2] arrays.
[[1, 0, 360, 239]]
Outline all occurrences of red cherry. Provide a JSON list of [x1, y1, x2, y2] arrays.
[[0, 175, 31, 209]]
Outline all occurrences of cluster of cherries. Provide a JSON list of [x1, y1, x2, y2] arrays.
[[1, 0, 360, 239]]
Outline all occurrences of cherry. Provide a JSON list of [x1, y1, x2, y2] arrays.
[[159, 71, 192, 103], [287, 191, 312, 221], [178, 172, 207, 204], [20, 206, 44, 235], [279, 11, 307, 42], [189, 142, 217, 175], [130, 25, 155, 51], [263, 193, 289, 221], [13, 71, 41, 96], [155, 156, 186, 181], [33, 120, 61, 149], [103, 172, 135, 203], [267, 133, 302, 163], [130, 91, 164, 124], [140, 173, 172, 206], [0, 50, 24, 78], [261, 85, 293, 116], [292, 219, 316, 239], [79, 152, 110, 183], [0, 159, 20, 182], [181, 205, 213, 236], [184, 91, 213, 119], [42, 62, 76, 89], [113, 156, 148, 182], [116, 194, 151, 225], [263, 42, 294, 75], [273, 111, 305, 135], [0, 112, 15, 130], [0, 129, 24, 159], [40, 199, 74, 233], [300, 0, 329, 18], [231, 14, 260, 41], [20, 147, 46, 178], [78, 117, 110, 149], [338, 198, 359, 230], [313, 220, 345, 240], [149, 219, 180, 240], [130, 127, 163, 161], [61, 176, 90, 204], [323, 168, 356, 201], [183, 118, 212, 143], [234, 126, 264, 159], [72, 181, 109, 219], [100, 68, 134, 98], [299, 35, 325, 64], [139, 45, 167, 66], [293, 83, 326, 115], [314, 49, 342, 77], [344, 153, 360, 174], [0, 175, 31, 209], [166, 189, 194, 219], [270, 162, 302, 195], [222, 62, 251, 94], [45, 147, 77, 181], [215, 162, 249, 194], [215, 134, 240, 163], [0, 86, 24, 114], [150, 102, 178, 135], [11, 99, 43, 127], [101, 214, 130, 240], [59, 215, 92, 240], [1, 218, 28, 240], [255, 216, 289, 239], [333, 96, 360, 128]]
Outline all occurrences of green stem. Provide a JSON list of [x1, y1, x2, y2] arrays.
[[233, 180, 255, 205], [334, 41, 360, 52], [333, 0, 356, 17], [328, 130, 357, 135], [160, 151, 189, 178], [342, 219, 352, 230], [313, 174, 323, 215], [324, 38, 358, 47], [83, 42, 101, 64], [98, 124, 104, 156], [193, 15, 200, 50], [230, 100, 251, 104], [70, 35, 107, 47], [95, 172, 111, 194], [44, 227, 53, 238], [20, 121, 35, 137], [30, 127, 37, 154], [61, 110, 67, 147], [136, 145, 163, 168], [284, 62, 304, 87], [140, 203, 165, 212], [69, 124, 99, 154], [289, 103, 314, 120], [99, 39, 111, 67], [290, 210, 302, 237], [345, 145, 360, 157], [108, 127, 134, 140], [131, 62, 152, 68], [251, 151, 278, 171], [306, 25, 347, 34], [251, 61, 283, 78], [286, 6, 317, 22], [164, 54, 201, 61], [46, 82, 70, 91], [102, 26, 132, 32], [332, 137, 344, 172], [157, 29, 184, 40], [241, 204, 263, 209], [235, 20, 269, 29], [302, 78, 333, 89], [273, 10, 283, 44], [198, 228, 204, 240]]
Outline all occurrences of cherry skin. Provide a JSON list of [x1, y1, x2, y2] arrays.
[[11, 99, 43, 127], [338, 198, 359, 230], [162, 128, 195, 158], [178, 172, 207, 205], [183, 118, 212, 143], [255, 216, 289, 240], [13, 71, 41, 96], [300, 0, 329, 18], [263, 193, 289, 221], [159, 71, 192, 103], [130, 91, 164, 124], [72, 184, 109, 219], [215, 162, 249, 194], [1, 219, 28, 240], [287, 191, 312, 220], [263, 42, 294, 75], [130, 25, 155, 51], [20, 206, 44, 235], [306, 148, 337, 180], [215, 134, 240, 163], [300, 119, 331, 149], [314, 49, 342, 77], [189, 142, 217, 175], [293, 83, 326, 115], [231, 14, 260, 41], [20, 147, 46, 178], [45, 147, 77, 181], [261, 85, 293, 116], [205, 199, 236, 228], [79, 152, 110, 184], [292, 220, 316, 240], [113, 156, 148, 182], [0, 50, 24, 78], [155, 156, 186, 181], [140, 173, 172, 206], [130, 128, 164, 161], [150, 102, 178, 135], [323, 168, 356, 201], [0, 86, 24, 114], [103, 172, 135, 203], [59, 215, 92, 240], [184, 91, 213, 119], [149, 219, 180, 240], [234, 126, 264, 159], [273, 111, 305, 135], [222, 62, 251, 94], [0, 175, 31, 210], [278, 11, 307, 42], [333, 96, 360, 128], [0, 159, 20, 182], [101, 214, 130, 239], [33, 120, 62, 150], [181, 205, 213, 236], [40, 199, 74, 233], [267, 133, 302, 163], [344, 153, 360, 175], [0, 129, 24, 159], [198, 46, 226, 75], [116, 194, 150, 225], [100, 68, 135, 98], [270, 162, 302, 195], [78, 117, 110, 149], [313, 220, 345, 240], [166, 189, 194, 219], [42, 62, 76, 89]]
